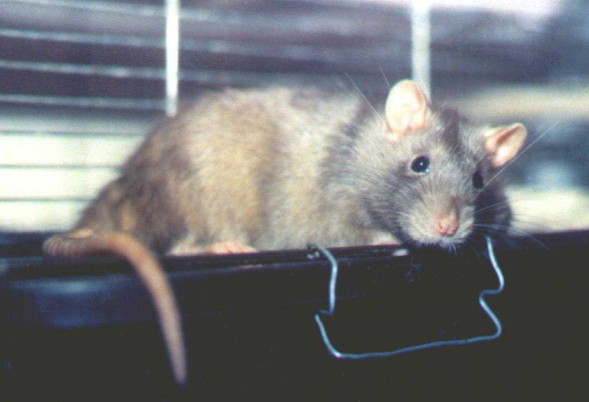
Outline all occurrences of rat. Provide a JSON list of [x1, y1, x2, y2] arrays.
[[43, 79, 527, 385]]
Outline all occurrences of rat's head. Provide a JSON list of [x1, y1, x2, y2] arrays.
[[359, 80, 527, 249]]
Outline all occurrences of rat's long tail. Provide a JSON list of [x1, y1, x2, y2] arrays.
[[43, 230, 186, 385]]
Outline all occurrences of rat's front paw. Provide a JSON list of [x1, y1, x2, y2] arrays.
[[202, 240, 257, 254]]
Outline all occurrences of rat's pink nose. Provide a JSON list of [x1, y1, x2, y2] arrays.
[[435, 211, 459, 237]]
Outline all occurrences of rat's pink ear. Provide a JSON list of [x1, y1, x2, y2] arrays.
[[484, 123, 527, 167], [384, 80, 429, 141]]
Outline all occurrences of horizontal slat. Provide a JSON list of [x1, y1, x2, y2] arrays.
[[0, 104, 158, 134], [0, 94, 166, 111], [0, 27, 162, 49], [0, 200, 85, 231], [446, 83, 589, 120], [509, 186, 589, 233], [0, 70, 402, 104], [0, 59, 164, 80], [0, 59, 391, 85], [0, 29, 406, 71], [0, 134, 141, 167], [0, 168, 117, 199]]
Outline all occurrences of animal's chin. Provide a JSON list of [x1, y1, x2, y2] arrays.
[[413, 238, 467, 250], [398, 230, 471, 250]]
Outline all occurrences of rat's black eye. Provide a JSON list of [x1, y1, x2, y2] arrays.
[[411, 156, 430, 174], [472, 171, 484, 189]]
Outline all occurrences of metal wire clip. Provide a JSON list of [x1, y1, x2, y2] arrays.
[[313, 237, 505, 359]]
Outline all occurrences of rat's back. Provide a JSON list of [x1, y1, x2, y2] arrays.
[[76, 86, 365, 253]]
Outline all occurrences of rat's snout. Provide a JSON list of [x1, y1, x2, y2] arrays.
[[406, 192, 471, 247], [434, 207, 459, 237]]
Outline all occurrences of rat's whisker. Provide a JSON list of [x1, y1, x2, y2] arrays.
[[473, 223, 550, 250], [378, 67, 391, 91], [345, 73, 386, 127]]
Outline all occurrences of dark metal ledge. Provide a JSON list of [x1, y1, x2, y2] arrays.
[[0, 230, 587, 329]]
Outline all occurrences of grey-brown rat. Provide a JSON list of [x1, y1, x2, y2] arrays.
[[43, 79, 527, 385]]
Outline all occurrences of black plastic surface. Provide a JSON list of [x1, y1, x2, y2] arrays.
[[0, 231, 587, 401]]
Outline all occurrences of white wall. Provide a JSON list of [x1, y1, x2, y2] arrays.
[[0, 104, 157, 231]]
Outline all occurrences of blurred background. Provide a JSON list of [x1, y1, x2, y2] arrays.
[[0, 0, 587, 235]]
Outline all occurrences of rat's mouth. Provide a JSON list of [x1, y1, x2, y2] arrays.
[[397, 224, 472, 250]]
